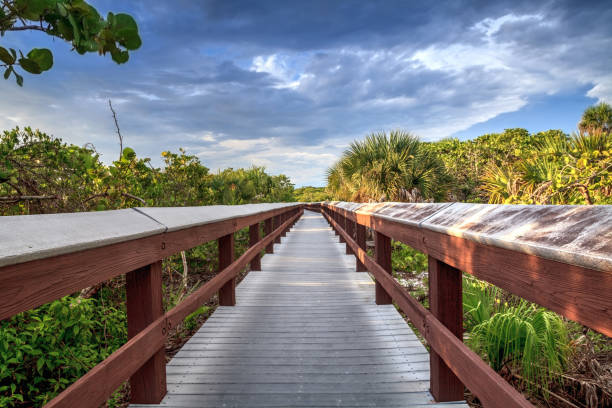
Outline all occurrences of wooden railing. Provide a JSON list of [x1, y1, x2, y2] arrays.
[[0, 203, 303, 407], [316, 201, 612, 407]]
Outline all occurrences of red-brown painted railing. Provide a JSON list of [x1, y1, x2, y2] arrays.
[[317, 201, 612, 407], [0, 204, 303, 407]]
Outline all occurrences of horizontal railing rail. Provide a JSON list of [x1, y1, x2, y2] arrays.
[[319, 201, 611, 407], [0, 203, 303, 407]]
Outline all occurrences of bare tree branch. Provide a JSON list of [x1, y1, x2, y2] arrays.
[[5, 24, 47, 32], [122, 192, 146, 205], [0, 195, 57, 202], [108, 99, 123, 159]]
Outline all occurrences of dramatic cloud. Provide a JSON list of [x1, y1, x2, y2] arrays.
[[1, 0, 610, 186]]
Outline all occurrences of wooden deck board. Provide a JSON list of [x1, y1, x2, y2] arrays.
[[131, 210, 468, 407]]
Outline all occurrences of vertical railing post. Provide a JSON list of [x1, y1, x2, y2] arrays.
[[345, 217, 355, 255], [126, 261, 166, 403], [218, 233, 236, 306], [333, 209, 339, 235], [281, 212, 288, 237], [338, 211, 346, 243], [249, 222, 261, 271], [375, 231, 392, 305], [291, 208, 298, 227], [429, 256, 464, 401], [274, 214, 282, 243], [355, 222, 367, 271], [264, 217, 274, 253]]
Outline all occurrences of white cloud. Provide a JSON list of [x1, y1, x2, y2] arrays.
[[201, 132, 217, 142], [193, 139, 339, 186], [218, 137, 274, 150], [411, 43, 511, 72], [586, 77, 612, 103], [473, 13, 545, 38], [250, 54, 310, 90]]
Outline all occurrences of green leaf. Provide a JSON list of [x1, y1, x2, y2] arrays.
[[112, 14, 141, 50], [56, 19, 74, 40], [36, 358, 45, 373], [27, 48, 53, 71], [0, 47, 14, 65], [122, 147, 136, 160], [80, 39, 99, 52], [110, 48, 129, 64], [56, 2, 68, 17], [3, 66, 12, 80], [67, 13, 81, 45], [121, 32, 142, 50], [14, 0, 48, 20], [14, 72, 23, 87], [18, 58, 42, 74]]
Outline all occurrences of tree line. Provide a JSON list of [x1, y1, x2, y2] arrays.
[[326, 102, 612, 206], [0, 127, 295, 216]]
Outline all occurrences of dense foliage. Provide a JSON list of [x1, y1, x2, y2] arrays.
[[428, 128, 612, 205], [293, 186, 330, 202], [327, 104, 612, 205], [0, 295, 126, 406], [0, 0, 140, 85], [0, 127, 294, 215]]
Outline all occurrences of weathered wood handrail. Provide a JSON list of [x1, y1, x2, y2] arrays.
[[0, 203, 303, 407], [319, 201, 611, 407]]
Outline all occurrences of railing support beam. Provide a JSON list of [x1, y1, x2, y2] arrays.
[[274, 215, 282, 243], [356, 223, 367, 272], [338, 212, 346, 243], [333, 211, 339, 235], [218, 233, 235, 306], [429, 256, 464, 401], [375, 231, 392, 305], [346, 218, 355, 255], [126, 261, 166, 403], [249, 223, 261, 271], [264, 217, 274, 253], [281, 213, 288, 237]]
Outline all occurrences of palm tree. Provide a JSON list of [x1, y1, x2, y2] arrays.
[[326, 131, 448, 202], [578, 102, 612, 136]]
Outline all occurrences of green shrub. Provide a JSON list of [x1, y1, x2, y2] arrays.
[[391, 241, 427, 273], [0, 296, 126, 407], [184, 306, 211, 332]]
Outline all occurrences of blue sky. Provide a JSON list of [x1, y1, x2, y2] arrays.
[[1, 0, 610, 187]]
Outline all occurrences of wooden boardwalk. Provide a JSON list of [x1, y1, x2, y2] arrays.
[[133, 210, 468, 407]]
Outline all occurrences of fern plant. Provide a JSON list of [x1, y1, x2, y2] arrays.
[[471, 303, 569, 395], [463, 276, 499, 330], [463, 277, 570, 397]]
